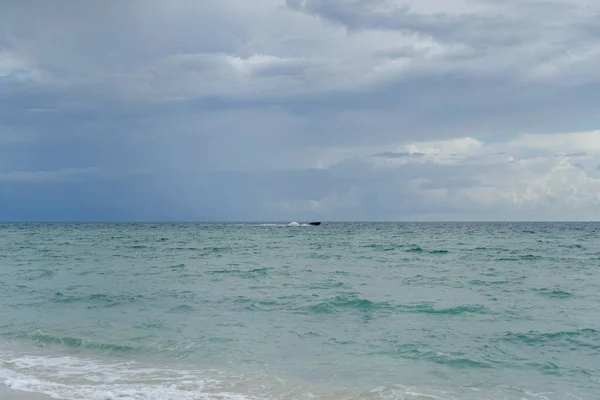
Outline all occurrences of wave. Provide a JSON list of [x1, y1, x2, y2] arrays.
[[1, 331, 137, 354], [495, 254, 545, 261], [0, 353, 257, 400], [21, 269, 56, 281], [560, 243, 585, 249], [361, 243, 403, 251], [406, 246, 423, 253], [0, 337, 596, 399], [0, 350, 518, 400], [428, 249, 449, 254], [168, 304, 196, 313], [502, 329, 600, 347], [308, 281, 344, 290], [200, 246, 233, 254], [231, 297, 286, 312], [533, 288, 574, 299], [404, 246, 449, 254], [208, 268, 269, 278], [359, 244, 449, 254], [306, 295, 393, 314], [468, 279, 511, 286], [51, 292, 147, 308], [366, 341, 493, 369], [397, 303, 488, 315]]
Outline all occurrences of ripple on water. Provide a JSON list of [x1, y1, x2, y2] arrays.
[[51, 293, 148, 309], [207, 268, 270, 278], [502, 329, 600, 348], [22, 269, 55, 280], [495, 254, 545, 261], [469, 279, 512, 286], [168, 304, 196, 313], [533, 288, 574, 299], [397, 303, 489, 316], [306, 294, 393, 315], [369, 342, 494, 369], [1, 331, 137, 354]]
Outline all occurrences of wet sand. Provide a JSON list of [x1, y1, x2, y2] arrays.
[[0, 385, 53, 400]]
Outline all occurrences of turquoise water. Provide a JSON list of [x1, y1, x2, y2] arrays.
[[0, 222, 599, 399]]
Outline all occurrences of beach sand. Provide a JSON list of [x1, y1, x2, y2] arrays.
[[0, 385, 53, 400]]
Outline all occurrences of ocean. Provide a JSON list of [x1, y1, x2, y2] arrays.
[[0, 222, 598, 400]]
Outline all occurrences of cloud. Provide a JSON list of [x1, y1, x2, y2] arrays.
[[0, 167, 104, 183], [372, 152, 426, 158], [0, 50, 39, 84], [1, 0, 600, 220], [286, 0, 600, 86], [262, 130, 600, 220]]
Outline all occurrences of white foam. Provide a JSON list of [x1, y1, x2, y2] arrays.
[[0, 353, 261, 400], [0, 351, 566, 400], [258, 222, 311, 227], [0, 352, 452, 400]]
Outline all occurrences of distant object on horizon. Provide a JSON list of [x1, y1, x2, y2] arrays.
[[285, 221, 321, 227]]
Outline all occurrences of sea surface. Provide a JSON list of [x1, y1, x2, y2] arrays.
[[0, 222, 599, 400]]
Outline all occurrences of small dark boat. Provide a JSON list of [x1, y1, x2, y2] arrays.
[[308, 222, 321, 226]]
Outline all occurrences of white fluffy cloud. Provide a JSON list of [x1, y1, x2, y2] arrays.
[[272, 131, 600, 220]]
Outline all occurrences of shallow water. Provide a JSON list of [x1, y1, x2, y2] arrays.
[[0, 222, 599, 399]]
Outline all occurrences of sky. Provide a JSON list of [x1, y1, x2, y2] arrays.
[[1, 0, 600, 221]]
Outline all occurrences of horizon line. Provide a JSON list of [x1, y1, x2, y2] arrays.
[[1, 220, 599, 224]]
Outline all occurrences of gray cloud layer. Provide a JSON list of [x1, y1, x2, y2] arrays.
[[1, 0, 600, 220]]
